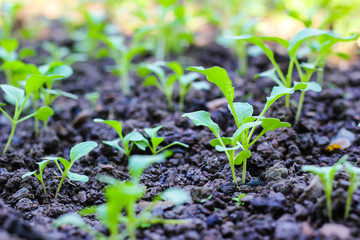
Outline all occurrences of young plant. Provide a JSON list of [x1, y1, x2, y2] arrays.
[[232, 193, 246, 206], [94, 118, 146, 158], [99, 33, 147, 95], [54, 152, 190, 240], [182, 66, 304, 184], [302, 155, 347, 221], [22, 159, 52, 195], [137, 125, 189, 155], [84, 92, 100, 109], [43, 141, 98, 199], [229, 28, 358, 121], [343, 161, 360, 220], [0, 75, 55, 154], [0, 2, 21, 38], [42, 41, 86, 65]]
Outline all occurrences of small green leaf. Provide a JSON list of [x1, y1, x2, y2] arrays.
[[151, 137, 164, 150], [288, 28, 328, 57], [167, 62, 183, 76], [53, 213, 88, 228], [70, 141, 98, 162], [19, 48, 36, 59], [210, 137, 232, 147], [102, 139, 124, 153], [143, 75, 159, 87], [232, 121, 262, 145], [0, 38, 18, 52], [229, 102, 254, 124], [94, 119, 122, 138], [215, 144, 242, 152], [144, 126, 162, 138], [25, 74, 61, 96], [22, 171, 36, 179], [58, 157, 71, 170], [68, 171, 89, 182], [129, 152, 171, 183], [37, 159, 52, 174], [260, 118, 291, 133], [161, 188, 191, 205], [34, 106, 54, 121], [254, 68, 284, 86], [187, 66, 234, 103], [234, 149, 251, 165], [0, 84, 25, 106], [293, 81, 322, 93], [264, 85, 295, 109], [182, 111, 220, 138]]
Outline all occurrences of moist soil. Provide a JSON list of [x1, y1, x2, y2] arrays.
[[0, 39, 360, 240]]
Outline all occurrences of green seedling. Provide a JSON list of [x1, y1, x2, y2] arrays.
[[232, 193, 246, 206], [200, 194, 212, 203], [344, 160, 360, 220], [136, 125, 189, 155], [302, 155, 347, 221], [44, 141, 98, 199], [54, 152, 190, 240], [0, 75, 55, 154], [22, 159, 52, 195], [42, 41, 87, 65], [0, 2, 21, 38], [229, 28, 358, 121], [99, 33, 147, 95], [94, 118, 146, 158], [84, 92, 100, 109], [183, 66, 307, 184]]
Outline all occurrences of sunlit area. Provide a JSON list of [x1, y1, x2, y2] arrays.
[[0, 0, 360, 239]]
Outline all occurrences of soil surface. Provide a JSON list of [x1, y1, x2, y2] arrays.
[[0, 36, 360, 240]]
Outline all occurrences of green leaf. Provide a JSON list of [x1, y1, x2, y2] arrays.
[[129, 152, 171, 183], [160, 188, 191, 205], [293, 81, 322, 93], [182, 111, 220, 138], [57, 157, 71, 170], [234, 149, 251, 165], [260, 36, 289, 48], [22, 171, 36, 179], [0, 38, 18, 52], [187, 66, 234, 103], [210, 137, 232, 147], [34, 106, 54, 121], [19, 48, 35, 59], [288, 28, 328, 57], [53, 213, 88, 228], [25, 74, 62, 96], [93, 119, 122, 138], [124, 131, 146, 144], [144, 126, 162, 138], [228, 102, 254, 124], [167, 62, 183, 76], [0, 84, 25, 106], [215, 144, 242, 152], [37, 159, 52, 174], [264, 85, 295, 109], [151, 137, 164, 150], [102, 139, 124, 153], [179, 72, 199, 86], [68, 171, 89, 182], [254, 68, 284, 86], [143, 75, 159, 87], [70, 141, 98, 162], [260, 118, 291, 134]]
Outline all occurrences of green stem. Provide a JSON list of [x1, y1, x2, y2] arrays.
[[285, 58, 295, 108], [326, 192, 332, 221], [3, 122, 17, 155], [229, 102, 240, 128], [317, 66, 324, 87], [242, 158, 247, 184], [40, 179, 47, 195], [55, 175, 66, 199], [295, 91, 305, 122], [33, 99, 39, 135], [127, 202, 136, 240]]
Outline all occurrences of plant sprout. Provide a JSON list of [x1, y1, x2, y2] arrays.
[[0, 75, 55, 154], [22, 159, 52, 195], [54, 152, 190, 240], [182, 66, 308, 184], [94, 118, 146, 158], [136, 125, 189, 155], [44, 141, 98, 199], [344, 161, 360, 220], [229, 28, 358, 121]]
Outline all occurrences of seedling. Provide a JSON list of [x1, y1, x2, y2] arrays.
[[344, 160, 360, 220], [84, 92, 100, 109], [43, 141, 98, 199], [136, 125, 189, 155], [99, 33, 147, 95], [94, 118, 146, 158], [0, 75, 55, 154], [229, 28, 358, 121], [22, 159, 52, 195], [200, 194, 212, 203], [54, 152, 190, 240], [42, 41, 86, 65], [183, 66, 307, 184], [302, 155, 347, 221], [0, 2, 21, 38], [232, 193, 246, 206]]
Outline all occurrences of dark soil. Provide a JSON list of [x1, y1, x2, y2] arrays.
[[0, 38, 360, 240]]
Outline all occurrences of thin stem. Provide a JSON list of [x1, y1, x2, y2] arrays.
[[285, 58, 295, 108], [55, 175, 66, 199], [295, 91, 305, 122], [3, 122, 17, 155], [127, 202, 136, 240], [40, 179, 47, 195], [242, 158, 247, 184]]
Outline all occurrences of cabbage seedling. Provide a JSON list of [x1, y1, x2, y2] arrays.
[[344, 161, 360, 220], [183, 66, 301, 184], [22, 159, 52, 195], [99, 33, 147, 95], [136, 125, 189, 155], [0, 76, 54, 154], [302, 156, 346, 221], [94, 118, 146, 158], [54, 152, 190, 240], [229, 29, 358, 121], [44, 141, 98, 199]]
